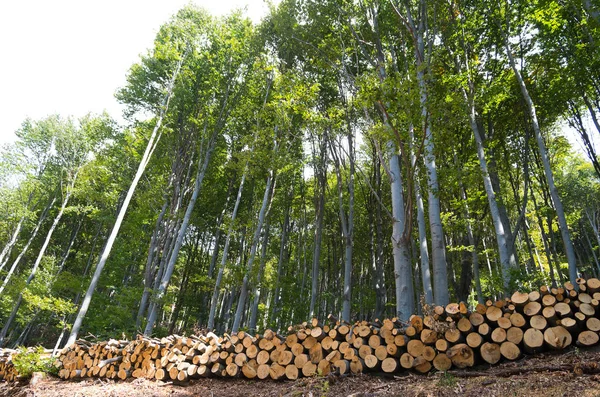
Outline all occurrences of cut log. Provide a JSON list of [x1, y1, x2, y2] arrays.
[[544, 326, 572, 350], [480, 342, 501, 365], [400, 353, 414, 369], [491, 327, 507, 344], [284, 364, 298, 380], [466, 332, 483, 349], [500, 341, 520, 360], [446, 344, 475, 369], [577, 331, 599, 347], [523, 301, 542, 316], [511, 291, 529, 307], [530, 315, 548, 330], [432, 353, 452, 371], [506, 327, 524, 345], [486, 306, 503, 323], [523, 329, 544, 354], [381, 357, 398, 373]]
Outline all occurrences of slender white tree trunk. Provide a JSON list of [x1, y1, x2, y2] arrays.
[[0, 171, 78, 345], [248, 222, 270, 333], [0, 196, 57, 295], [207, 166, 248, 330], [389, 144, 414, 321], [409, 125, 433, 304], [504, 37, 578, 285], [0, 193, 35, 272], [66, 53, 185, 346], [232, 170, 274, 333], [144, 133, 217, 335]]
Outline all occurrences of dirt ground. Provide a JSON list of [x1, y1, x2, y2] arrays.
[[2, 347, 600, 397]]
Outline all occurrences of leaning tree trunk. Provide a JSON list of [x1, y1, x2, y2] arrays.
[[144, 131, 217, 335], [0, 192, 35, 272], [232, 169, 275, 333], [0, 195, 57, 296], [504, 36, 578, 285], [207, 165, 248, 331], [66, 52, 185, 346], [136, 199, 168, 330], [0, 170, 78, 346]]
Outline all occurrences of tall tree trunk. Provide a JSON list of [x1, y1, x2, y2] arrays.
[[248, 222, 270, 333], [232, 168, 275, 333], [0, 195, 35, 273], [389, 145, 414, 321], [371, 147, 386, 319], [409, 126, 433, 304], [0, 195, 57, 295], [270, 193, 290, 326], [66, 53, 185, 346], [405, 2, 449, 304], [136, 199, 169, 329], [207, 162, 249, 330], [503, 35, 578, 285], [330, 133, 354, 323], [309, 134, 327, 319], [144, 129, 218, 335], [0, 170, 78, 346]]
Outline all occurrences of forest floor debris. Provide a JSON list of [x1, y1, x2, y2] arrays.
[[1, 346, 600, 397]]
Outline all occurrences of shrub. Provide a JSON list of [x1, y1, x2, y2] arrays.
[[11, 346, 56, 378]]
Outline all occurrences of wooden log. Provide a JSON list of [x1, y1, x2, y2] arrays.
[[530, 315, 548, 330], [333, 359, 350, 375], [500, 341, 521, 360], [506, 327, 524, 345], [544, 326, 572, 350], [497, 317, 512, 330], [466, 332, 483, 349], [511, 291, 529, 307], [420, 329, 438, 345], [586, 278, 600, 293], [364, 354, 379, 370], [399, 353, 414, 369], [269, 363, 286, 380], [586, 317, 600, 332], [446, 344, 475, 368], [432, 353, 452, 371], [480, 342, 501, 365], [554, 302, 572, 318], [284, 364, 298, 380], [577, 331, 599, 347], [412, 356, 432, 373], [469, 312, 485, 327], [241, 364, 256, 379], [491, 327, 507, 344], [486, 306, 503, 323], [444, 328, 463, 344], [435, 339, 448, 352], [523, 301, 542, 317], [509, 312, 526, 328], [407, 339, 425, 358]]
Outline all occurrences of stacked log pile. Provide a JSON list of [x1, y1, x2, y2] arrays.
[[1, 278, 599, 382], [0, 349, 19, 381]]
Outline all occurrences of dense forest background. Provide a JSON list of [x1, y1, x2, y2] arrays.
[[0, 0, 599, 349]]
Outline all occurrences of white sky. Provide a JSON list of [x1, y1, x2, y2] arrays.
[[0, 0, 272, 144]]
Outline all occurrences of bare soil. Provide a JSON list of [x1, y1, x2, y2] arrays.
[[2, 347, 600, 397]]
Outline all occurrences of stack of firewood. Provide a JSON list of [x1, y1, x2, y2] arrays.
[[1, 278, 599, 382], [0, 349, 18, 381]]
